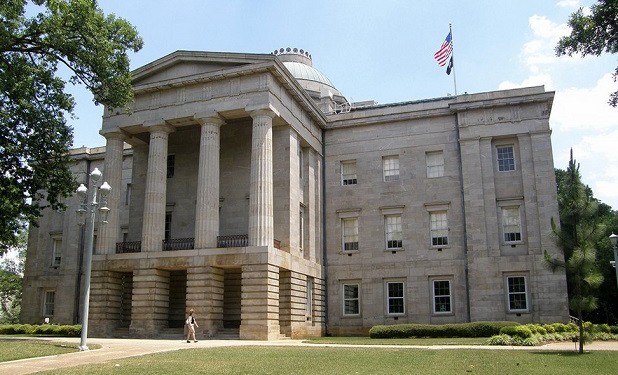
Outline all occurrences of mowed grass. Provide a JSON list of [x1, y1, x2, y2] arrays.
[[304, 336, 489, 345], [39, 346, 618, 375], [0, 340, 77, 362]]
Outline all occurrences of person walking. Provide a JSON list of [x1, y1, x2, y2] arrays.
[[185, 309, 198, 343]]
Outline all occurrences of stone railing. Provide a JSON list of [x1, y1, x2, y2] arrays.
[[163, 237, 195, 251], [116, 241, 142, 254]]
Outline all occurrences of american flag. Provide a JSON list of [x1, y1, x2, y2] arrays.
[[434, 31, 453, 67]]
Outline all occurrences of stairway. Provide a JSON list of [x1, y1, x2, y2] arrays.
[[215, 327, 240, 340]]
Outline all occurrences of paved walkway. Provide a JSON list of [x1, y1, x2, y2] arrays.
[[1, 337, 617, 375]]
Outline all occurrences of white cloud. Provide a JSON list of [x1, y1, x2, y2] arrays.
[[556, 0, 580, 9], [502, 10, 618, 209], [551, 73, 618, 131]]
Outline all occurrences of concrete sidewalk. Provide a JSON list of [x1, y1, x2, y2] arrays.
[[1, 337, 617, 375]]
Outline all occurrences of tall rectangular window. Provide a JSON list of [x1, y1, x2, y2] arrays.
[[125, 183, 132, 205], [342, 218, 359, 251], [383, 156, 400, 182], [299, 206, 304, 250], [165, 213, 172, 241], [167, 154, 175, 178], [51, 237, 62, 267], [432, 280, 452, 314], [299, 146, 303, 179], [507, 276, 528, 312], [497, 146, 515, 172], [341, 160, 357, 185], [430, 211, 449, 247], [306, 278, 314, 317], [385, 215, 402, 249], [43, 290, 55, 316], [502, 206, 522, 243], [426, 151, 444, 178], [343, 284, 360, 316], [387, 281, 405, 314]]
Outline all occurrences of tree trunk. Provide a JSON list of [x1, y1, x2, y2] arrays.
[[578, 309, 584, 354]]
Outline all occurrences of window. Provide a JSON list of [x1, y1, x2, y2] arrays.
[[507, 276, 528, 312], [342, 218, 359, 251], [385, 215, 402, 249], [43, 290, 55, 316], [125, 183, 132, 205], [343, 284, 360, 315], [299, 206, 304, 250], [386, 281, 405, 314], [51, 237, 62, 267], [497, 146, 515, 172], [306, 278, 314, 317], [167, 154, 175, 178], [502, 206, 522, 243], [341, 160, 357, 185], [426, 151, 444, 178], [383, 155, 399, 182], [299, 146, 303, 179], [165, 213, 172, 241], [432, 280, 452, 314], [430, 211, 449, 247]]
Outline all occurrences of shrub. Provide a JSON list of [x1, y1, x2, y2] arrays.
[[487, 334, 513, 346], [0, 324, 81, 336], [500, 325, 533, 339], [542, 324, 555, 334], [610, 325, 618, 334], [368, 321, 519, 339]]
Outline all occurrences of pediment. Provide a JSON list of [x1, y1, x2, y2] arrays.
[[131, 50, 273, 87]]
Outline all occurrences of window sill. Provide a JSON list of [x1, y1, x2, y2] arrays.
[[342, 314, 362, 319], [384, 248, 404, 253], [431, 246, 450, 251], [432, 311, 454, 316], [341, 250, 360, 256]]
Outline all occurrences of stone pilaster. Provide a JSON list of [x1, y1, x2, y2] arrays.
[[186, 266, 224, 338], [130, 268, 169, 337], [141, 123, 174, 252], [97, 131, 125, 255], [89, 270, 123, 337], [306, 149, 316, 261], [194, 114, 224, 249], [239, 264, 280, 340], [247, 107, 278, 247]]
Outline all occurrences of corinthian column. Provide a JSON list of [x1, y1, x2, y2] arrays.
[[141, 122, 174, 252], [194, 113, 225, 248], [97, 131, 125, 254], [247, 106, 279, 247]]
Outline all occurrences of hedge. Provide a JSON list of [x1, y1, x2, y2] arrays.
[[0, 324, 81, 336], [369, 321, 519, 339]]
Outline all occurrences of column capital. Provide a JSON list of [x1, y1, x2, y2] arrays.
[[99, 129, 126, 141], [144, 120, 175, 134], [194, 111, 225, 126], [245, 104, 280, 119]]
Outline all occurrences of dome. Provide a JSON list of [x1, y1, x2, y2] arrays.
[[282, 61, 336, 89], [272, 47, 344, 99]]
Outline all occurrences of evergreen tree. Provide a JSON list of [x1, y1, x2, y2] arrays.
[[546, 150, 604, 353]]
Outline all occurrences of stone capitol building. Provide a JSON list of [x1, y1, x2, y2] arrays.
[[21, 47, 569, 339]]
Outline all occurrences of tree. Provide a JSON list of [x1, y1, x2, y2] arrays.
[[0, 228, 27, 323], [0, 0, 143, 254], [546, 150, 605, 353], [556, 0, 618, 107]]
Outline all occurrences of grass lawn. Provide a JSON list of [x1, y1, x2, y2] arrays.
[[304, 336, 489, 345], [39, 346, 618, 375], [0, 340, 78, 362]]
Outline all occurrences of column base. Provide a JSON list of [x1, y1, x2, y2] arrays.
[[239, 323, 282, 340]]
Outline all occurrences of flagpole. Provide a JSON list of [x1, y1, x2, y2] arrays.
[[450, 23, 458, 95]]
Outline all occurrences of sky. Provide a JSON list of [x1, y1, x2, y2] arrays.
[[64, 0, 618, 209]]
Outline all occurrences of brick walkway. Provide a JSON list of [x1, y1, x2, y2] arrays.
[[1, 337, 616, 375]]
